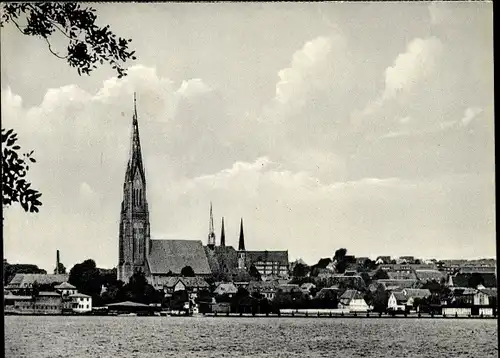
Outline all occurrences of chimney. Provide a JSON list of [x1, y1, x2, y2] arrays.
[[56, 250, 60, 274]]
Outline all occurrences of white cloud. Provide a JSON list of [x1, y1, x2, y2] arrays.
[[383, 37, 443, 100], [460, 107, 483, 127], [177, 78, 212, 97]]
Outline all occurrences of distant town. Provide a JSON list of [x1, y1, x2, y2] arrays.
[[4, 98, 497, 318]]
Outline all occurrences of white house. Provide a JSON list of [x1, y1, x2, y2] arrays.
[[338, 289, 370, 312], [54, 282, 78, 297], [388, 289, 431, 312], [69, 293, 92, 313], [388, 292, 407, 312]]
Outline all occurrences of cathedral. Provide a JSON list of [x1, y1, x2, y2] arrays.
[[117, 95, 289, 285]]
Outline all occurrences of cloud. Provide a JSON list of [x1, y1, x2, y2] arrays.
[[383, 37, 443, 100], [177, 78, 212, 97], [275, 36, 334, 104], [460, 107, 483, 127]]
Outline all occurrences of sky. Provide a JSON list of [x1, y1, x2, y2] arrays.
[[1, 2, 495, 272]]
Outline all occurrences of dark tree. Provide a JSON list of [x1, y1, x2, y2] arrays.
[[3, 261, 46, 285], [292, 263, 309, 278], [2, 129, 42, 213], [1, 3, 136, 77], [333, 248, 348, 273], [468, 273, 485, 288], [1, 3, 136, 217], [333, 248, 347, 262], [180, 266, 195, 277], [372, 268, 389, 280], [248, 264, 261, 281], [121, 270, 159, 304], [53, 262, 67, 274], [68, 259, 102, 299]]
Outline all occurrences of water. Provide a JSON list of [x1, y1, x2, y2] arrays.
[[5, 316, 498, 358]]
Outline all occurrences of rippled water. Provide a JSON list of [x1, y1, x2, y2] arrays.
[[5, 316, 498, 358]]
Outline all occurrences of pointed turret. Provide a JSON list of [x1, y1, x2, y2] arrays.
[[238, 218, 245, 251], [220, 217, 226, 247], [207, 202, 216, 249], [125, 92, 146, 184]]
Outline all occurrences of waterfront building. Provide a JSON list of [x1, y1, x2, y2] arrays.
[[163, 276, 210, 300], [387, 288, 431, 312], [4, 291, 63, 315], [67, 293, 93, 313], [54, 282, 78, 297], [338, 289, 370, 312], [214, 282, 238, 297], [117, 95, 211, 283], [247, 281, 279, 301], [6, 273, 69, 294]]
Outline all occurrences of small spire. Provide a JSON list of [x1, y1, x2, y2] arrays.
[[238, 218, 245, 251], [207, 202, 216, 248], [220, 217, 225, 247], [133, 92, 137, 120]]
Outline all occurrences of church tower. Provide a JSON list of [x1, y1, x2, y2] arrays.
[[207, 202, 216, 250], [220, 217, 225, 247], [117, 93, 151, 283], [237, 218, 246, 269]]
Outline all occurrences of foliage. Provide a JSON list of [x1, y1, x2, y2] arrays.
[[468, 273, 485, 288], [310, 257, 332, 277], [170, 289, 189, 310], [68, 259, 102, 299], [333, 248, 348, 273], [1, 4, 136, 218], [311, 288, 339, 309], [1, 2, 136, 78], [292, 262, 309, 278], [121, 270, 160, 304], [272, 288, 309, 309], [53, 262, 67, 274], [2, 128, 42, 213], [366, 284, 388, 313], [180, 266, 195, 277], [3, 261, 46, 285], [372, 268, 390, 280], [195, 289, 213, 304], [248, 264, 261, 281]]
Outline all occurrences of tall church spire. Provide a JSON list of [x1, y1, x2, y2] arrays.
[[207, 202, 216, 249], [118, 93, 150, 283], [125, 92, 145, 184], [220, 217, 225, 247], [238, 218, 245, 251]]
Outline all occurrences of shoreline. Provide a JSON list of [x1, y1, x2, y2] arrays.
[[5, 312, 496, 319]]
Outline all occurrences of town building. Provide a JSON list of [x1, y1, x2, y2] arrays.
[[6, 273, 69, 294], [68, 293, 92, 314], [387, 288, 431, 312], [4, 292, 63, 315], [117, 95, 212, 283], [55, 282, 78, 297], [214, 282, 238, 297], [163, 276, 210, 300], [338, 289, 370, 312]]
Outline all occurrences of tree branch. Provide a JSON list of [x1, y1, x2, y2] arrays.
[[44, 36, 67, 59], [26, 3, 73, 40], [10, 17, 26, 36]]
